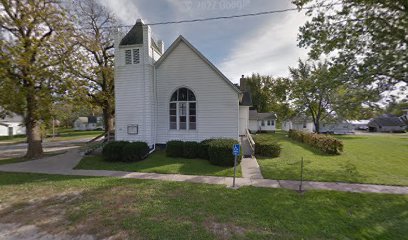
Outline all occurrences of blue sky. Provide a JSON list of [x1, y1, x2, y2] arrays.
[[99, 0, 309, 83]]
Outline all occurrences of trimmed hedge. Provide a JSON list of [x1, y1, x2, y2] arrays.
[[166, 140, 184, 157], [255, 142, 281, 158], [183, 141, 200, 159], [122, 142, 150, 162], [102, 141, 129, 162], [208, 139, 240, 167], [288, 129, 343, 154], [198, 139, 215, 160]]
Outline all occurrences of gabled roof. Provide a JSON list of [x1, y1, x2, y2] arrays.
[[249, 110, 276, 120], [240, 91, 252, 106], [369, 117, 405, 127], [154, 35, 241, 94], [120, 21, 144, 46], [119, 20, 162, 53]]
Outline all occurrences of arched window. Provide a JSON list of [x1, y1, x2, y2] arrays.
[[169, 88, 196, 130]]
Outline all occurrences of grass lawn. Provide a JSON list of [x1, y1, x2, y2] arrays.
[[75, 151, 242, 177], [0, 172, 407, 239], [46, 128, 104, 142], [0, 129, 104, 145], [256, 131, 408, 186]]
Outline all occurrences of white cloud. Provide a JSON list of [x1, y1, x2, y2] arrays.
[[97, 0, 142, 24], [219, 11, 309, 82]]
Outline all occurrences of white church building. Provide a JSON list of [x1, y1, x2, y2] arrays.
[[114, 19, 253, 147]]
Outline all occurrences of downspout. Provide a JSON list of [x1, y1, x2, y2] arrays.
[[148, 52, 158, 155]]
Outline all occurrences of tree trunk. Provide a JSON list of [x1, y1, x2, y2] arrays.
[[103, 105, 114, 133], [25, 92, 43, 159], [314, 121, 320, 133]]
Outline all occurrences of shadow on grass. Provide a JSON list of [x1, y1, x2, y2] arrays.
[[0, 172, 407, 239]]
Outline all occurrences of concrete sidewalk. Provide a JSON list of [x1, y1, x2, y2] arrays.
[[0, 149, 408, 195]]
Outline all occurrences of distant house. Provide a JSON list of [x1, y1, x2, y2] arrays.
[[400, 109, 408, 127], [320, 122, 354, 134], [73, 116, 104, 131], [0, 112, 26, 137], [349, 120, 370, 130], [282, 116, 354, 134], [282, 116, 315, 133], [368, 114, 406, 133], [248, 110, 277, 133]]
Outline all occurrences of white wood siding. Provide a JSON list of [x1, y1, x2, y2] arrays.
[[239, 106, 249, 135], [156, 41, 239, 143], [115, 46, 148, 143]]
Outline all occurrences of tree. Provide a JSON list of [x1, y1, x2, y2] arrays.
[[289, 60, 379, 132], [0, 0, 75, 158], [293, 0, 408, 89], [69, 0, 116, 133], [245, 74, 295, 120]]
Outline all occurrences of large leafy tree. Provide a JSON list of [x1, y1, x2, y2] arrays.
[[69, 0, 116, 133], [293, 0, 408, 88], [0, 0, 75, 158], [245, 74, 295, 120], [289, 60, 379, 132]]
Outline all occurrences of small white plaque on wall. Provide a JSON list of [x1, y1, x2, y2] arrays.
[[127, 125, 138, 135]]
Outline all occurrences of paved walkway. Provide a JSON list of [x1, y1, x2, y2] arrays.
[[241, 157, 263, 179], [0, 149, 408, 195]]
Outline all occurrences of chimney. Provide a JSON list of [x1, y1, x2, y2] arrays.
[[240, 75, 247, 91], [157, 40, 165, 54]]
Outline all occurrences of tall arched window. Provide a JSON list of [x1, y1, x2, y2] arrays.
[[169, 88, 196, 130]]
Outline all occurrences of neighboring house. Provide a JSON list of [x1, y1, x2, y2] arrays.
[[114, 19, 253, 146], [368, 115, 406, 133], [349, 120, 370, 130], [320, 122, 354, 134], [248, 110, 277, 133], [282, 116, 353, 134], [399, 109, 408, 127], [73, 116, 104, 131], [0, 112, 26, 137], [282, 116, 315, 133]]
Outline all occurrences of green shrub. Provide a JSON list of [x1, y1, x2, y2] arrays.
[[122, 142, 150, 162], [166, 140, 184, 157], [183, 141, 200, 158], [198, 139, 215, 160], [255, 142, 281, 158], [288, 130, 343, 154], [102, 141, 129, 162], [208, 139, 240, 166]]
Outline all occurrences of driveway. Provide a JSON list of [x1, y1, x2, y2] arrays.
[[0, 138, 93, 160]]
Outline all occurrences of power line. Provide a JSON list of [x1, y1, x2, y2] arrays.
[[116, 3, 340, 28]]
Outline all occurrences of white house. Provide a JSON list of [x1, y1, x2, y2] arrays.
[[114, 19, 252, 146], [319, 122, 354, 134], [349, 120, 370, 130], [73, 116, 103, 131], [282, 116, 315, 133], [248, 110, 277, 133], [0, 112, 26, 137]]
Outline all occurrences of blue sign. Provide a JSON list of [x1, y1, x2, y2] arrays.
[[232, 144, 240, 156]]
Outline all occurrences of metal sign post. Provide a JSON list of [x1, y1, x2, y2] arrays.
[[232, 144, 240, 188]]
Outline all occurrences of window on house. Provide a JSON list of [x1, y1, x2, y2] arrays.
[[271, 120, 275, 126], [125, 48, 140, 64], [261, 120, 265, 126], [169, 88, 196, 130]]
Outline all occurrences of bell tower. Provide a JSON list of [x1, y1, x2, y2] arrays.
[[114, 19, 163, 146]]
